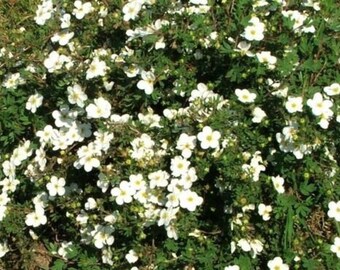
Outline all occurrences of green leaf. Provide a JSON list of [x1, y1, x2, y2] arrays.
[[234, 255, 252, 269], [302, 258, 324, 270], [300, 182, 316, 196], [51, 259, 66, 270], [165, 239, 178, 252], [66, 246, 78, 260], [295, 204, 311, 218], [283, 207, 294, 249]]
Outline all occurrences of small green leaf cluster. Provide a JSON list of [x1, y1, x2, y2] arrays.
[[0, 0, 339, 269]]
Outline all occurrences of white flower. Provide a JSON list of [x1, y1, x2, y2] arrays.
[[166, 224, 178, 240], [176, 133, 196, 158], [52, 105, 76, 128], [234, 41, 254, 57], [133, 188, 149, 205], [34, 148, 47, 171], [237, 239, 251, 252], [324, 83, 340, 96], [92, 225, 114, 249], [253, 0, 269, 8], [256, 51, 277, 69], [0, 242, 9, 258], [330, 237, 340, 258], [46, 176, 66, 197], [85, 197, 97, 210], [138, 107, 161, 127], [224, 266, 240, 270], [167, 179, 182, 194], [170, 156, 190, 177], [110, 113, 131, 123], [285, 96, 303, 113], [43, 51, 60, 72], [75, 144, 101, 170], [0, 206, 6, 221], [242, 204, 255, 213], [242, 151, 266, 182], [124, 64, 140, 78], [122, 1, 142, 21], [158, 208, 179, 226], [0, 192, 10, 206], [0, 178, 19, 193], [189, 82, 212, 101], [73, 1, 93, 20], [2, 160, 15, 179], [2, 72, 25, 89], [79, 155, 101, 172], [129, 174, 146, 190], [282, 10, 307, 32], [179, 190, 203, 211], [43, 51, 71, 73], [258, 203, 272, 221], [302, 25, 316, 33], [111, 181, 136, 205], [166, 192, 180, 208], [26, 93, 43, 113], [197, 126, 221, 149], [104, 214, 117, 224], [318, 112, 333, 129], [76, 211, 89, 224], [272, 175, 285, 193], [60, 13, 71, 28], [130, 133, 155, 161], [26, 65, 36, 73], [58, 242, 73, 259], [97, 173, 110, 193], [303, 0, 320, 11], [86, 97, 111, 119], [32, 192, 49, 209], [267, 257, 289, 270], [189, 0, 208, 4], [252, 107, 267, 123], [243, 17, 265, 41], [249, 239, 263, 258], [51, 32, 74, 46], [148, 170, 170, 189], [235, 89, 256, 103], [102, 248, 114, 266], [34, 0, 54, 25], [272, 87, 288, 98], [99, 6, 108, 18], [104, 81, 114, 91], [94, 131, 114, 152], [125, 249, 139, 263], [327, 201, 340, 222], [307, 92, 333, 116], [67, 84, 88, 107], [11, 141, 33, 166], [25, 206, 47, 227], [179, 167, 198, 189], [163, 108, 178, 120], [155, 37, 166, 50], [86, 57, 108, 79], [137, 70, 156, 95]]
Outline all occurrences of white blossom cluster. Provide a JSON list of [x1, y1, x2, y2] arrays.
[[0, 0, 338, 268]]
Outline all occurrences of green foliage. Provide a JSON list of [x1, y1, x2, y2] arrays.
[[0, 0, 339, 269]]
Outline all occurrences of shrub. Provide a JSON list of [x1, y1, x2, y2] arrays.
[[0, 0, 339, 269]]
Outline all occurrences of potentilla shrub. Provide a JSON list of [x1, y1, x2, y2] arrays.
[[0, 0, 339, 269]]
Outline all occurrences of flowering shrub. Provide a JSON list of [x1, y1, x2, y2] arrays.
[[0, 0, 339, 269]]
